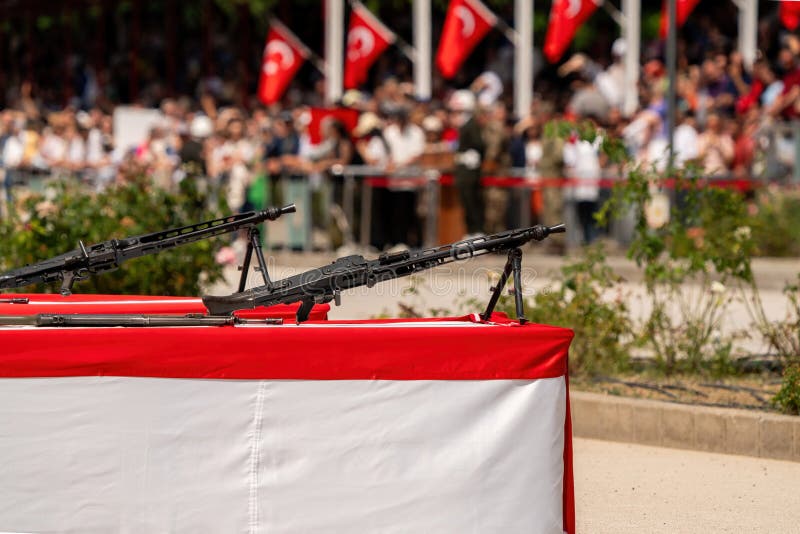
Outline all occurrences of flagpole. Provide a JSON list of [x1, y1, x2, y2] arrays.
[[600, 1, 625, 27], [494, 18, 520, 47], [413, 0, 431, 99], [666, 0, 677, 171], [325, 0, 344, 103], [734, 0, 757, 71], [269, 18, 327, 74], [513, 0, 532, 118], [348, 0, 418, 72], [622, 0, 640, 117]]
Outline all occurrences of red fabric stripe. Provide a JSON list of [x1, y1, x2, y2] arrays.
[[364, 174, 761, 192], [563, 374, 576, 533], [0, 314, 572, 380]]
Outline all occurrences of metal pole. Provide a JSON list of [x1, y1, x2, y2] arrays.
[[793, 121, 800, 184], [63, 6, 73, 106], [130, 0, 141, 102], [622, 0, 640, 117], [25, 7, 33, 84], [666, 0, 677, 171], [324, 0, 344, 104], [343, 172, 356, 246], [360, 180, 372, 248], [238, 2, 250, 106], [202, 0, 211, 78], [413, 0, 432, 100], [424, 170, 440, 247], [96, 0, 107, 94], [166, 0, 177, 97], [736, 0, 757, 71], [514, 0, 533, 118]]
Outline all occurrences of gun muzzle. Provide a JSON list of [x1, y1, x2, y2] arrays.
[[546, 224, 566, 235], [264, 203, 297, 220]]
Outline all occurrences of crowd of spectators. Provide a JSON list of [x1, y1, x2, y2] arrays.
[[1, 25, 799, 251]]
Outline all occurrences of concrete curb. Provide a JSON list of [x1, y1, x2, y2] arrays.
[[571, 391, 800, 462]]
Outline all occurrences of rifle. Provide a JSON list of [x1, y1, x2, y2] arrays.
[[203, 224, 565, 323], [0, 204, 296, 295]]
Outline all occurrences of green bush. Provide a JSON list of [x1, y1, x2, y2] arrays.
[[0, 175, 224, 296], [497, 246, 633, 377], [748, 188, 800, 257], [773, 364, 800, 415], [757, 274, 800, 365]]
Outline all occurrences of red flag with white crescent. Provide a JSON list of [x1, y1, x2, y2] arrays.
[[659, 0, 701, 39], [257, 22, 309, 105], [435, 0, 497, 79], [543, 0, 601, 64], [344, 2, 395, 89], [308, 107, 361, 145], [780, 0, 800, 31]]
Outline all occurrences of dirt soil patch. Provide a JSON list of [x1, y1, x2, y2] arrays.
[[572, 374, 784, 412]]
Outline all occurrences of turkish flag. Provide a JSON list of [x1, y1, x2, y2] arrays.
[[780, 1, 800, 31], [308, 107, 361, 145], [659, 0, 701, 39], [257, 22, 309, 105], [543, 0, 601, 64], [344, 2, 395, 89], [435, 0, 497, 79]]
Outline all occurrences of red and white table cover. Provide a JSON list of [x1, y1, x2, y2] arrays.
[[0, 312, 574, 533]]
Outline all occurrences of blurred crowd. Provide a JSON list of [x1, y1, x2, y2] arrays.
[[2, 27, 800, 251]]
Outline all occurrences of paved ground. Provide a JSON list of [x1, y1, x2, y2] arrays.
[[574, 438, 800, 533]]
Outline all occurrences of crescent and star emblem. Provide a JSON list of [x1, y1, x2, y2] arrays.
[[264, 39, 294, 76], [455, 5, 475, 37], [566, 0, 583, 18], [347, 26, 375, 61]]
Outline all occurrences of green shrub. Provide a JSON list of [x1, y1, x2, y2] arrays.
[[0, 175, 224, 296], [497, 245, 633, 377], [773, 364, 800, 415], [749, 188, 800, 257], [757, 275, 800, 365]]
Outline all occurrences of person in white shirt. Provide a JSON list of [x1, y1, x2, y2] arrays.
[[673, 111, 700, 169], [380, 107, 425, 248], [697, 113, 734, 177], [354, 112, 389, 167], [1, 121, 23, 208], [63, 122, 86, 172], [383, 108, 424, 169], [39, 125, 68, 171], [563, 129, 602, 245]]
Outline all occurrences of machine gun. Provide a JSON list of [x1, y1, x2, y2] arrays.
[[203, 223, 565, 323], [0, 204, 296, 295]]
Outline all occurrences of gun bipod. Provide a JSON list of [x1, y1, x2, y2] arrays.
[[481, 247, 527, 324]]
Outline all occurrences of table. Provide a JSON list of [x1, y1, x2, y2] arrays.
[[0, 303, 574, 533]]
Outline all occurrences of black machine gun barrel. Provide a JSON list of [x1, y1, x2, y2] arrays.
[[0, 204, 296, 295], [203, 223, 566, 323]]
